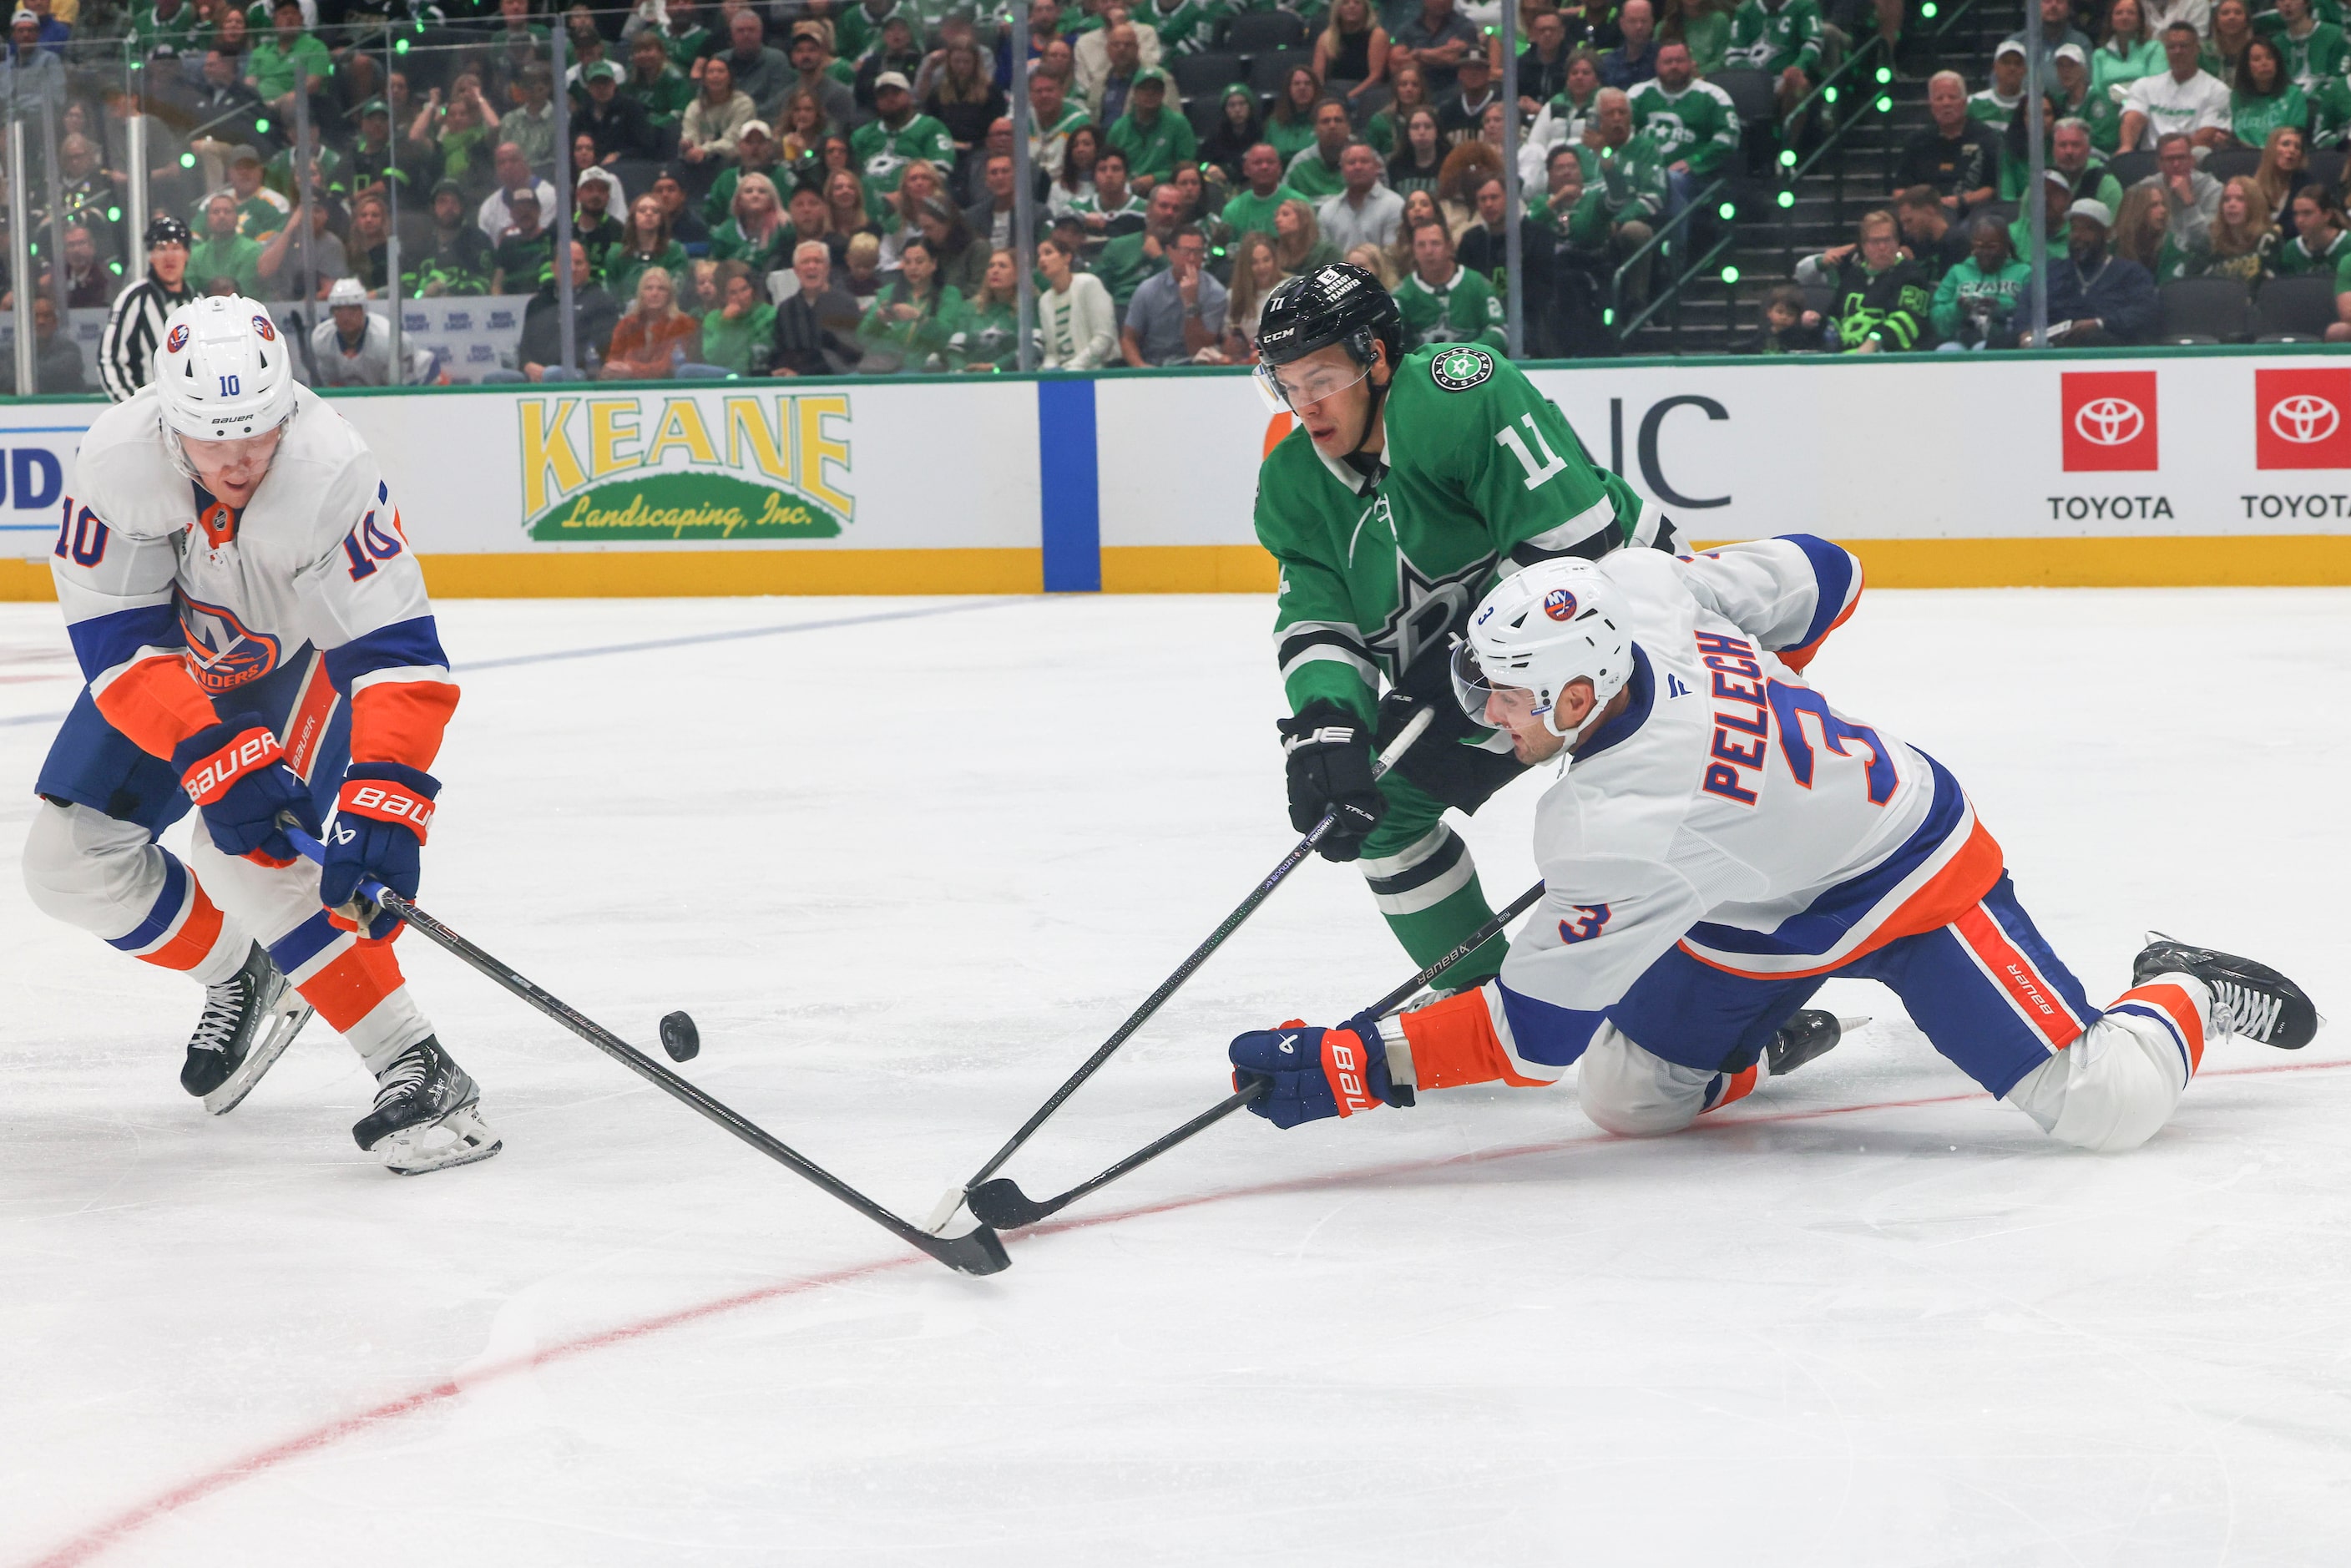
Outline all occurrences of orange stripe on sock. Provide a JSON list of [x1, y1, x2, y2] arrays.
[[2116, 982, 2207, 1074], [136, 880, 225, 973], [294, 943, 409, 1033], [1397, 989, 1552, 1089], [1706, 1064, 1761, 1112]]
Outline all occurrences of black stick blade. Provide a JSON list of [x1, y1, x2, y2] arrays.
[[966, 1177, 1059, 1230], [660, 1010, 700, 1062], [927, 1223, 1014, 1275]]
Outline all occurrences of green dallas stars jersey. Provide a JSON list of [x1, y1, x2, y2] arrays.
[[1396, 266, 1508, 351], [1255, 343, 1663, 727], [1725, 0, 1824, 75], [1626, 77, 1742, 175]]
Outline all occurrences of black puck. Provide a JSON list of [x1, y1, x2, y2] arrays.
[[659, 1010, 700, 1062]]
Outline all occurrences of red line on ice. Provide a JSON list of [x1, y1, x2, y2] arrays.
[[25, 1055, 2347, 1566]]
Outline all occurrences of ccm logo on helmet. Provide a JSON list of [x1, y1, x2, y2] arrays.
[[165, 324, 188, 353], [1543, 588, 1578, 621]]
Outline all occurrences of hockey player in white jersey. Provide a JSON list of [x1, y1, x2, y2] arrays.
[[21, 294, 499, 1174], [1230, 538, 2319, 1150]]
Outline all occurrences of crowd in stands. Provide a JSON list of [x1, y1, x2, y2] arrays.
[[3, 0, 2349, 392], [1779, 0, 2351, 351]]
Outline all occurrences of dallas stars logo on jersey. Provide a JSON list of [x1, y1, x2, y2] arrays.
[[1431, 346, 1494, 392]]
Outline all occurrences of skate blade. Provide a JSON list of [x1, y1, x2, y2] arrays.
[[203, 1001, 316, 1116], [376, 1104, 503, 1176]]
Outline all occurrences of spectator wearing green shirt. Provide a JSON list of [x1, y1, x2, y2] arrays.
[[625, 32, 697, 129], [852, 72, 958, 195], [1930, 216, 2031, 349], [855, 234, 961, 372], [945, 247, 1023, 370], [1726, 0, 1824, 117], [1095, 181, 1188, 308], [2280, 187, 2351, 278], [488, 185, 555, 294], [608, 193, 693, 304], [2257, 0, 2349, 92], [1265, 67, 1326, 167], [710, 171, 795, 276], [700, 261, 779, 372], [1107, 68, 1196, 193], [1626, 40, 1739, 217], [130, 0, 198, 60], [1968, 43, 2030, 132], [1394, 217, 1508, 350], [2050, 44, 2128, 158], [2230, 38, 2309, 152], [1284, 99, 1357, 202], [2091, 0, 2164, 99], [202, 145, 291, 244], [186, 191, 266, 297], [245, 0, 331, 116], [1221, 143, 1303, 239]]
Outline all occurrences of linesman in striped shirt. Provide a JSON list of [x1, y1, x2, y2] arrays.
[[99, 216, 196, 401]]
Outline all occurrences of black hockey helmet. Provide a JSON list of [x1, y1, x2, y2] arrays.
[[1256, 260, 1402, 374], [144, 214, 193, 251]]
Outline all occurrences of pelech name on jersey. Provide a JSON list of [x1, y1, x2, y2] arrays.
[[1695, 629, 1901, 811]]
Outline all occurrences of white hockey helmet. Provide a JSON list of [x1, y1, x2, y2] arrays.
[[154, 295, 298, 444], [1451, 558, 1633, 738]]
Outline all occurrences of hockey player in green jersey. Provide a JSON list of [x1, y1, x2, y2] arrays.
[[1251, 263, 1678, 990]]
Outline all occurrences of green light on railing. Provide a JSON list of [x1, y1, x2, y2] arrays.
[[255, 118, 270, 133], [1602, 307, 1615, 326], [1720, 266, 1741, 284], [1921, 1, 1938, 14], [395, 36, 410, 52], [180, 152, 195, 167], [1777, 189, 1795, 208], [107, 206, 121, 222], [1717, 201, 1737, 220], [1824, 85, 1838, 103], [1875, 94, 1893, 113], [1779, 149, 1797, 167], [1875, 66, 1892, 84]]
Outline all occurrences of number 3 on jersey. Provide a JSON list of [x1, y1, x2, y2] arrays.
[[1559, 903, 1611, 943]]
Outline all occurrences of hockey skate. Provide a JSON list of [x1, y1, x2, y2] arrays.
[[2134, 934, 2322, 1051], [180, 941, 316, 1115], [352, 1036, 502, 1175], [1766, 1009, 1853, 1077]]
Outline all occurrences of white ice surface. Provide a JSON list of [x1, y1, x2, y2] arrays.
[[2, 589, 2347, 1567]]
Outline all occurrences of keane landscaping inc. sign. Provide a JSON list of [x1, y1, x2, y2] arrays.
[[518, 391, 854, 543]]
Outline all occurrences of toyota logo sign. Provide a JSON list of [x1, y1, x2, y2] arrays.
[[2268, 393, 2339, 445], [2074, 397, 2145, 446]]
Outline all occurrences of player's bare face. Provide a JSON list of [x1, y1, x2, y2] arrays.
[[181, 426, 284, 508], [1484, 685, 1570, 763], [1270, 344, 1378, 456]]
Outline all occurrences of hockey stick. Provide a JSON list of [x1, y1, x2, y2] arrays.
[[965, 878, 1549, 1230], [281, 826, 1010, 1277], [931, 707, 1438, 1232]]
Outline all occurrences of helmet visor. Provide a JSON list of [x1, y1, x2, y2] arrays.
[[1449, 635, 1506, 727], [1254, 352, 1370, 414]]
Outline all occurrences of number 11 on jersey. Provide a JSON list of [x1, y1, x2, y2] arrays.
[[1495, 414, 1569, 491]]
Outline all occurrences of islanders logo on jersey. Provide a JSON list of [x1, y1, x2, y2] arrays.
[[1543, 588, 1579, 622], [177, 593, 281, 693]]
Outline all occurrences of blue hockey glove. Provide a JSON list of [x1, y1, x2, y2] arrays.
[[321, 762, 439, 915], [1229, 1010, 1412, 1129], [173, 715, 320, 867]]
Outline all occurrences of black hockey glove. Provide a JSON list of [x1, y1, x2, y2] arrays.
[[1375, 649, 1530, 816], [1277, 700, 1384, 862]]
